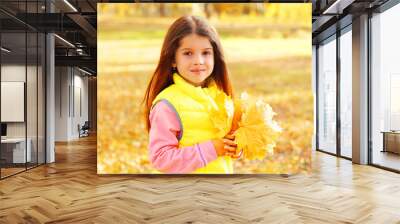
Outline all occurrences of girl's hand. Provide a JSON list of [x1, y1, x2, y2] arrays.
[[230, 148, 243, 159], [212, 134, 238, 157], [224, 134, 243, 159]]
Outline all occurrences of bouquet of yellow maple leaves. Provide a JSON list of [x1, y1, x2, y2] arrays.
[[210, 91, 282, 160]]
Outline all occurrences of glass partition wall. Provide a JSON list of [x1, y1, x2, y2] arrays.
[[1, 30, 27, 177], [316, 25, 353, 159], [0, 1, 46, 179]]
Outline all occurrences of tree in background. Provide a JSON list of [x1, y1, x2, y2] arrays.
[[98, 3, 311, 26]]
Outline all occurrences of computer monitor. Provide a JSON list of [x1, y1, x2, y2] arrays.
[[1, 123, 7, 137]]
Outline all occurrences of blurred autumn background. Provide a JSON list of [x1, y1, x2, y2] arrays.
[[97, 3, 312, 174]]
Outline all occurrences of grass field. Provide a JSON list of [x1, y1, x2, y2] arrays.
[[97, 17, 313, 174]]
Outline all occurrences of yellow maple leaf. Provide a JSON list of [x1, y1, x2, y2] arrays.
[[234, 92, 282, 160], [208, 88, 234, 138]]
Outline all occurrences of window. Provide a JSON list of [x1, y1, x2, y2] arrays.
[[371, 3, 400, 171], [317, 35, 337, 154], [339, 27, 352, 158]]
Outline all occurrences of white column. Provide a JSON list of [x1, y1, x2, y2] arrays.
[[46, 33, 55, 163], [45, 0, 55, 163], [352, 14, 369, 164]]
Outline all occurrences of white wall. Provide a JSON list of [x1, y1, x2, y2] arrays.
[[55, 67, 89, 141], [55, 66, 70, 141], [72, 72, 89, 138], [1, 64, 26, 81]]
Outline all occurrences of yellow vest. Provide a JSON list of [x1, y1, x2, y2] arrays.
[[152, 73, 233, 174]]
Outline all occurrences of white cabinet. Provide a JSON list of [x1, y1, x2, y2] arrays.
[[1, 138, 32, 163]]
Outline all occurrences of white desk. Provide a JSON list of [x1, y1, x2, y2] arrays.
[[1, 138, 31, 163]]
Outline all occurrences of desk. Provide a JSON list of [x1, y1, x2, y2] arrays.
[[381, 131, 400, 154], [1, 138, 31, 163]]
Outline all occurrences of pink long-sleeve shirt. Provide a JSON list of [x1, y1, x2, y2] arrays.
[[149, 100, 218, 173]]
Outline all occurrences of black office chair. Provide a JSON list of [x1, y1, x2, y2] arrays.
[[79, 121, 90, 138]]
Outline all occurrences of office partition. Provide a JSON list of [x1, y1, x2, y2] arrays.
[[0, 0, 47, 179]]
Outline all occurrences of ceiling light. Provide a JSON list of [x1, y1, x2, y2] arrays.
[[1, 47, 11, 53], [323, 0, 355, 15], [78, 67, 93, 76], [54, 34, 75, 48], [63, 0, 78, 12]]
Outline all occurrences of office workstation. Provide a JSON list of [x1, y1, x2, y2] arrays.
[[1, 27, 47, 178], [1, 123, 32, 165], [0, 81, 33, 169]]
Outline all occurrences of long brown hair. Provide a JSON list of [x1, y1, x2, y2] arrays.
[[143, 15, 233, 131]]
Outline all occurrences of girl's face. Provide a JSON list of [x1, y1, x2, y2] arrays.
[[173, 34, 214, 87]]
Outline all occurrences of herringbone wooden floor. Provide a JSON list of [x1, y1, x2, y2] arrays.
[[1, 135, 400, 224]]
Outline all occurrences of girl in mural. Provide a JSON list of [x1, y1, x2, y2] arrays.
[[143, 15, 242, 174]]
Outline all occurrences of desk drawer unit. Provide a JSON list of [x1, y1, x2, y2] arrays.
[[383, 132, 400, 154]]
